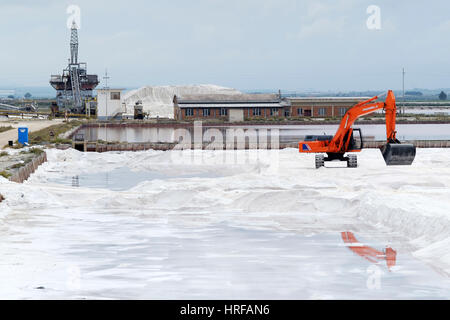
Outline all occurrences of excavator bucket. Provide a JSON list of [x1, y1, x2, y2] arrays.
[[380, 143, 416, 166]]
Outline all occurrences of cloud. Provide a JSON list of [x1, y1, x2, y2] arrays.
[[0, 0, 450, 90], [437, 20, 450, 33], [306, 2, 330, 19], [297, 17, 346, 39], [193, 24, 217, 41], [293, 0, 355, 40]]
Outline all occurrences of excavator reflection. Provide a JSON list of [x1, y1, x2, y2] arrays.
[[341, 231, 396, 271]]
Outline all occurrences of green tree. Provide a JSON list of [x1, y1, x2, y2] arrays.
[[24, 92, 32, 99], [438, 91, 447, 100]]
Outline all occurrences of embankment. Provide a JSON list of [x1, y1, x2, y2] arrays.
[[73, 140, 450, 152], [9, 152, 47, 183]]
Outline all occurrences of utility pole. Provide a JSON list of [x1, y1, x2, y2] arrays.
[[103, 69, 110, 89], [103, 69, 110, 143], [402, 68, 405, 115]]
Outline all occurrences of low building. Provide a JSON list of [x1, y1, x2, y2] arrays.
[[287, 97, 371, 118], [174, 93, 290, 122], [97, 88, 126, 120], [174, 94, 372, 121]]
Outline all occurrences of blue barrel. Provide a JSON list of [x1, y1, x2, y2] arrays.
[[18, 127, 29, 145]]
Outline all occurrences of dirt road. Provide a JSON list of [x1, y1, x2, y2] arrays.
[[0, 119, 64, 148]]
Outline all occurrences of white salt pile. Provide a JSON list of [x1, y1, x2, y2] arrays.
[[123, 84, 242, 118]]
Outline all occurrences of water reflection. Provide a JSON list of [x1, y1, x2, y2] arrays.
[[52, 167, 222, 191], [77, 123, 450, 144], [341, 231, 397, 271], [71, 175, 79, 187]]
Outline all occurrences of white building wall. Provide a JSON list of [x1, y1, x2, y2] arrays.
[[97, 89, 125, 120], [229, 109, 244, 122]]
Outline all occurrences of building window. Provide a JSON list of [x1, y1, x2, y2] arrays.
[[185, 108, 193, 116], [110, 92, 121, 100], [203, 108, 210, 117], [253, 108, 261, 116], [220, 108, 227, 116], [318, 108, 326, 116], [297, 108, 303, 116], [284, 109, 290, 117], [271, 108, 278, 116], [339, 107, 346, 116]]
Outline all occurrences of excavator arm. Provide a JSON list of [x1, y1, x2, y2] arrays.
[[299, 90, 416, 168], [329, 90, 397, 152], [329, 100, 384, 153]]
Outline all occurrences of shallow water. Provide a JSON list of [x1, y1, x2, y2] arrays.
[[1, 213, 448, 299], [79, 123, 450, 144], [48, 167, 222, 191]]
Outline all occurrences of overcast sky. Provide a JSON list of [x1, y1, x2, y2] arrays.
[[1, 0, 450, 92]]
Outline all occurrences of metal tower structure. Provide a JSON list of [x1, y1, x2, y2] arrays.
[[50, 21, 99, 113], [70, 21, 79, 64]]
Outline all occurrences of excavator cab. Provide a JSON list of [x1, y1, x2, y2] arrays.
[[347, 128, 363, 151]]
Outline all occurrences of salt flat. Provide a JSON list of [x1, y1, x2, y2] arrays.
[[0, 148, 449, 299]]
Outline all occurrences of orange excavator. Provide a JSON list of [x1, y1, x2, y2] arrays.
[[298, 90, 416, 168]]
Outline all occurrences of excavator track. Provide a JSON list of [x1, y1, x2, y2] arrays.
[[347, 154, 358, 168], [315, 154, 325, 168]]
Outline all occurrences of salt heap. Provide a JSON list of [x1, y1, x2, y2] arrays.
[[122, 84, 242, 118]]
